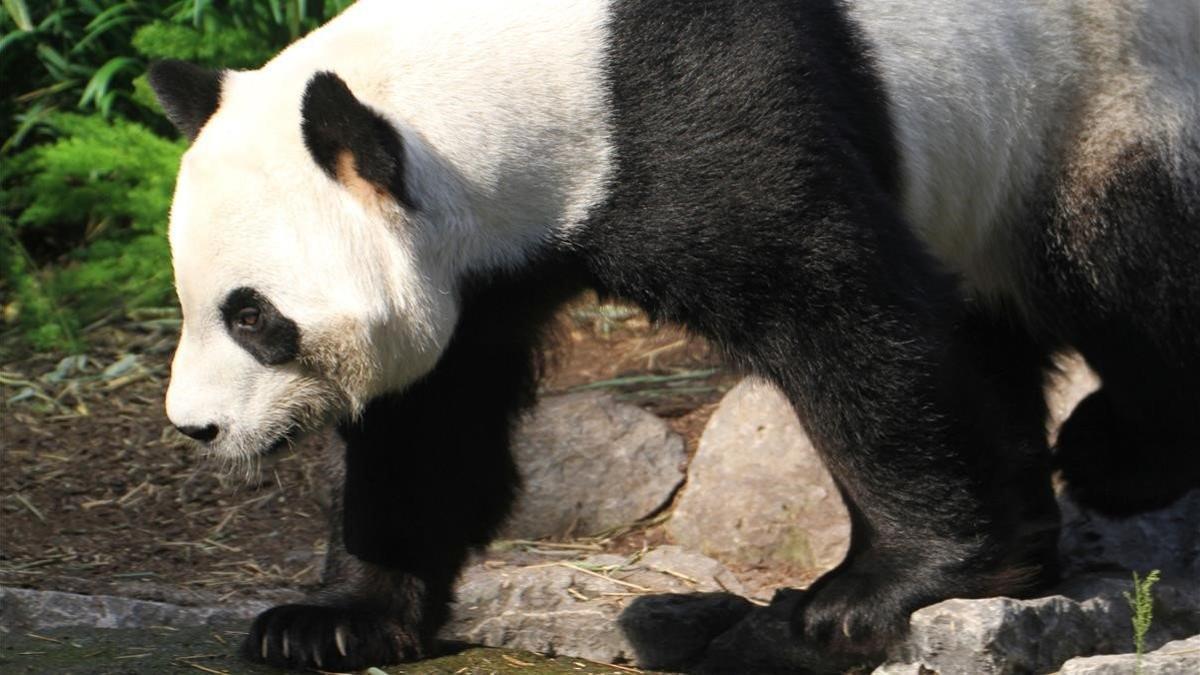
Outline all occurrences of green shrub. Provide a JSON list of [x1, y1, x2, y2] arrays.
[[131, 21, 273, 69], [1, 0, 353, 353], [2, 113, 184, 349]]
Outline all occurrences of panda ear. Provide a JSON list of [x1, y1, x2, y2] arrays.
[[300, 71, 412, 209], [147, 60, 225, 142]]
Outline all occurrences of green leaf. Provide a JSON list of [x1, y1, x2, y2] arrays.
[[2, 0, 32, 31], [76, 4, 138, 53], [35, 43, 72, 74], [78, 56, 138, 110], [191, 0, 210, 28], [0, 26, 32, 56], [1, 101, 56, 155]]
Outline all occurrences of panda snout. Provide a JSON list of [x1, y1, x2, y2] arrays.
[[175, 423, 220, 444]]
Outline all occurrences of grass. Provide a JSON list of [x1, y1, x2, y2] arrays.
[[1123, 569, 1161, 674]]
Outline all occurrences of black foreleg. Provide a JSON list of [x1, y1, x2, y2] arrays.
[[243, 266, 578, 671]]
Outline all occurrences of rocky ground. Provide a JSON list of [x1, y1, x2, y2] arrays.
[[2, 304, 1199, 673]]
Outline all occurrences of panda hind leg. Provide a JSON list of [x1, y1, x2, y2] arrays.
[[677, 284, 1058, 672], [1044, 141, 1200, 516], [773, 311, 1060, 672]]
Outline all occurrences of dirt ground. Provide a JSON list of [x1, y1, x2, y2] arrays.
[[1, 296, 748, 608]]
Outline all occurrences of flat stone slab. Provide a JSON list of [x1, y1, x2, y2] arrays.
[[2, 546, 741, 668], [0, 586, 271, 633], [504, 392, 687, 539], [0, 625, 635, 675], [667, 379, 850, 570]]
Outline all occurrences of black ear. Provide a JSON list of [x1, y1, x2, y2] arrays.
[[301, 71, 411, 208], [147, 60, 224, 142]]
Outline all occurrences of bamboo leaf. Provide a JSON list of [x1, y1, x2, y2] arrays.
[[1, 101, 56, 155], [78, 56, 138, 110], [2, 0, 32, 31], [0, 27, 32, 56]]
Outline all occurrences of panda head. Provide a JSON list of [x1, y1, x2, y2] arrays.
[[149, 60, 459, 461]]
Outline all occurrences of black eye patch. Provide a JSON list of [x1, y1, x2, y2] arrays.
[[219, 287, 300, 366]]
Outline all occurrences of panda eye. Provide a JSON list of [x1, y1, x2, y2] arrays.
[[235, 307, 262, 330], [220, 287, 300, 365]]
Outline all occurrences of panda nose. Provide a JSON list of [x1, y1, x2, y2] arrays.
[[176, 423, 220, 443]]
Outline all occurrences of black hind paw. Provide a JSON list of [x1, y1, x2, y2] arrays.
[[243, 603, 427, 671], [618, 592, 755, 670]]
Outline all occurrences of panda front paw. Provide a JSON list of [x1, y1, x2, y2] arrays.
[[243, 603, 427, 671]]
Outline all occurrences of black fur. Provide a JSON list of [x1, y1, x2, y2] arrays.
[[219, 287, 300, 366], [147, 59, 224, 141], [300, 71, 413, 208]]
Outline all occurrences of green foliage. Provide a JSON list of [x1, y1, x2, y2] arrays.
[[1, 216, 81, 353], [3, 114, 183, 347], [14, 114, 183, 236], [1123, 569, 1161, 675], [1, 0, 352, 352], [131, 21, 272, 68], [1, 0, 355, 146]]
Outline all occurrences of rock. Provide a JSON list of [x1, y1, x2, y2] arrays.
[[871, 665, 933, 675], [881, 574, 1200, 675], [667, 379, 850, 569], [1060, 634, 1200, 674], [502, 392, 687, 539], [445, 545, 744, 663], [1059, 488, 1200, 578], [0, 586, 270, 633], [0, 625, 629, 675]]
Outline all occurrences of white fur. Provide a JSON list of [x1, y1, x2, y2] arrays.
[[166, 0, 1199, 457], [166, 0, 614, 458], [844, 0, 1200, 308]]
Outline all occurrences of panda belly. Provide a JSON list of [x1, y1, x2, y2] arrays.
[[844, 0, 1083, 307]]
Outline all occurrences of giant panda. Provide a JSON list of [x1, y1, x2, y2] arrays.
[[148, 0, 1200, 672]]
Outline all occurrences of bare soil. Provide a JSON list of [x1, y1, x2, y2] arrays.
[[1, 296, 742, 606]]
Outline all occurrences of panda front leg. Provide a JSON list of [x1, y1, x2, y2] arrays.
[[243, 274, 571, 671]]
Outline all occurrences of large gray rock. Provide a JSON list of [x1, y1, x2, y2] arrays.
[[667, 379, 850, 569], [1060, 634, 1200, 674], [880, 575, 1200, 674], [445, 545, 744, 663], [0, 586, 271, 633], [502, 392, 687, 539]]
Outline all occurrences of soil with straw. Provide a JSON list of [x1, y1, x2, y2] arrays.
[[1, 296, 740, 607]]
